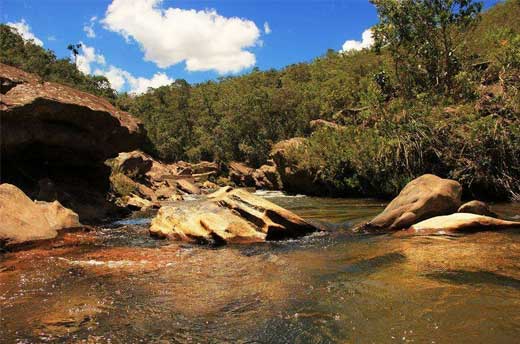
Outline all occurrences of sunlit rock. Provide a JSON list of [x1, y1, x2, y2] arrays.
[[362, 174, 462, 231], [409, 213, 520, 233], [150, 187, 318, 244]]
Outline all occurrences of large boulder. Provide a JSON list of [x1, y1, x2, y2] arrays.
[[0, 63, 145, 221], [0, 183, 80, 247], [228, 161, 256, 187], [150, 187, 318, 244], [363, 174, 462, 231], [408, 213, 520, 234]]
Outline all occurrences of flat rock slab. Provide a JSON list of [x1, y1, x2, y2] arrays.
[[408, 213, 520, 234], [150, 187, 318, 244]]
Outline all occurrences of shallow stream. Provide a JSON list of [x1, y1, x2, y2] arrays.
[[1, 192, 519, 343]]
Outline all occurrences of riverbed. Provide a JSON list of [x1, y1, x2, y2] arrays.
[[1, 192, 519, 343]]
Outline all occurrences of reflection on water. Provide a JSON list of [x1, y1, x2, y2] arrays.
[[1, 193, 519, 343]]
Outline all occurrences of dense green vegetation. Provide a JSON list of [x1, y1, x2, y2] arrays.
[[1, 0, 518, 200], [0, 24, 116, 100]]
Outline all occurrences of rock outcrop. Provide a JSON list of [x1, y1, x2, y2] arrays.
[[408, 213, 520, 234], [458, 200, 497, 218], [0, 63, 145, 221], [363, 174, 462, 231], [270, 138, 324, 195], [150, 187, 318, 244], [0, 183, 81, 247]]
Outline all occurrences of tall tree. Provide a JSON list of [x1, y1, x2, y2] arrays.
[[371, 0, 482, 97]]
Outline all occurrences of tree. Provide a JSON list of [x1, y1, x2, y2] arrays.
[[370, 0, 482, 97], [67, 43, 82, 65]]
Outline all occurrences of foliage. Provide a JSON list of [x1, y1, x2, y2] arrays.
[[0, 24, 115, 100]]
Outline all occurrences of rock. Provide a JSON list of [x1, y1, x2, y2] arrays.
[[150, 187, 318, 244], [201, 181, 218, 190], [256, 163, 282, 190], [270, 138, 323, 194], [408, 213, 520, 234], [458, 200, 497, 218], [124, 194, 159, 211], [191, 161, 219, 175], [35, 200, 81, 231], [112, 150, 153, 178], [154, 185, 179, 200], [0, 183, 80, 247], [228, 162, 256, 187], [176, 179, 201, 195], [364, 174, 462, 231], [0, 63, 145, 222]]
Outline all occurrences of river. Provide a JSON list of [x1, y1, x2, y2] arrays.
[[1, 191, 519, 343]]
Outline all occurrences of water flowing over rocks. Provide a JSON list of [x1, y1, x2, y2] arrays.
[[0, 63, 145, 221], [150, 187, 319, 244], [0, 183, 81, 247], [362, 174, 462, 231]]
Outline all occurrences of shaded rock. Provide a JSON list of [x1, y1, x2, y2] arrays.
[[229, 161, 256, 187], [0, 183, 80, 247], [257, 162, 282, 190], [191, 161, 219, 175], [364, 174, 462, 231], [270, 138, 323, 194], [154, 185, 179, 200], [408, 213, 520, 234], [458, 200, 497, 218], [150, 187, 318, 244], [112, 150, 153, 178], [0, 63, 145, 222], [176, 179, 201, 195]]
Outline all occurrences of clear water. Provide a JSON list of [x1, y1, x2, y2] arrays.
[[1, 193, 519, 343]]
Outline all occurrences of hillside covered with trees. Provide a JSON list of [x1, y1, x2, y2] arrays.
[[1, 0, 519, 200]]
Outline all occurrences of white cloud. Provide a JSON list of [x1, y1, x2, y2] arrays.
[[47, 35, 57, 41], [264, 22, 271, 34], [341, 28, 374, 52], [76, 42, 106, 74], [83, 16, 97, 38], [94, 65, 174, 94], [102, 0, 261, 74], [6, 19, 43, 46]]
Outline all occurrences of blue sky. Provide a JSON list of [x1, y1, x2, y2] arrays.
[[2, 0, 501, 93]]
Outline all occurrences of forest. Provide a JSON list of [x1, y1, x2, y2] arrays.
[[1, 0, 519, 200]]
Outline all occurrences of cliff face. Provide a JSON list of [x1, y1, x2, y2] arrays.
[[0, 63, 145, 221]]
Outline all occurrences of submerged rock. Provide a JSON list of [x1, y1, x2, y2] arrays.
[[458, 200, 497, 218], [363, 174, 462, 231], [150, 187, 318, 244], [0, 183, 81, 247], [408, 213, 520, 234], [0, 63, 145, 221]]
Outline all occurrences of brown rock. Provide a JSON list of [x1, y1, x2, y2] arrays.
[[124, 194, 159, 211], [112, 150, 153, 177], [0, 183, 80, 247], [0, 63, 145, 222], [364, 174, 462, 231], [228, 161, 256, 187], [176, 179, 201, 194], [150, 187, 318, 244], [408, 213, 520, 234], [458, 200, 497, 218]]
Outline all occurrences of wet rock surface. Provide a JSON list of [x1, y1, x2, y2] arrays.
[[150, 187, 319, 244]]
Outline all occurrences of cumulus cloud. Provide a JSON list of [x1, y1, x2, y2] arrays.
[[341, 28, 374, 52], [6, 19, 43, 46], [83, 16, 97, 38], [95, 65, 174, 94], [76, 42, 106, 75], [102, 0, 261, 74], [264, 22, 271, 34]]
